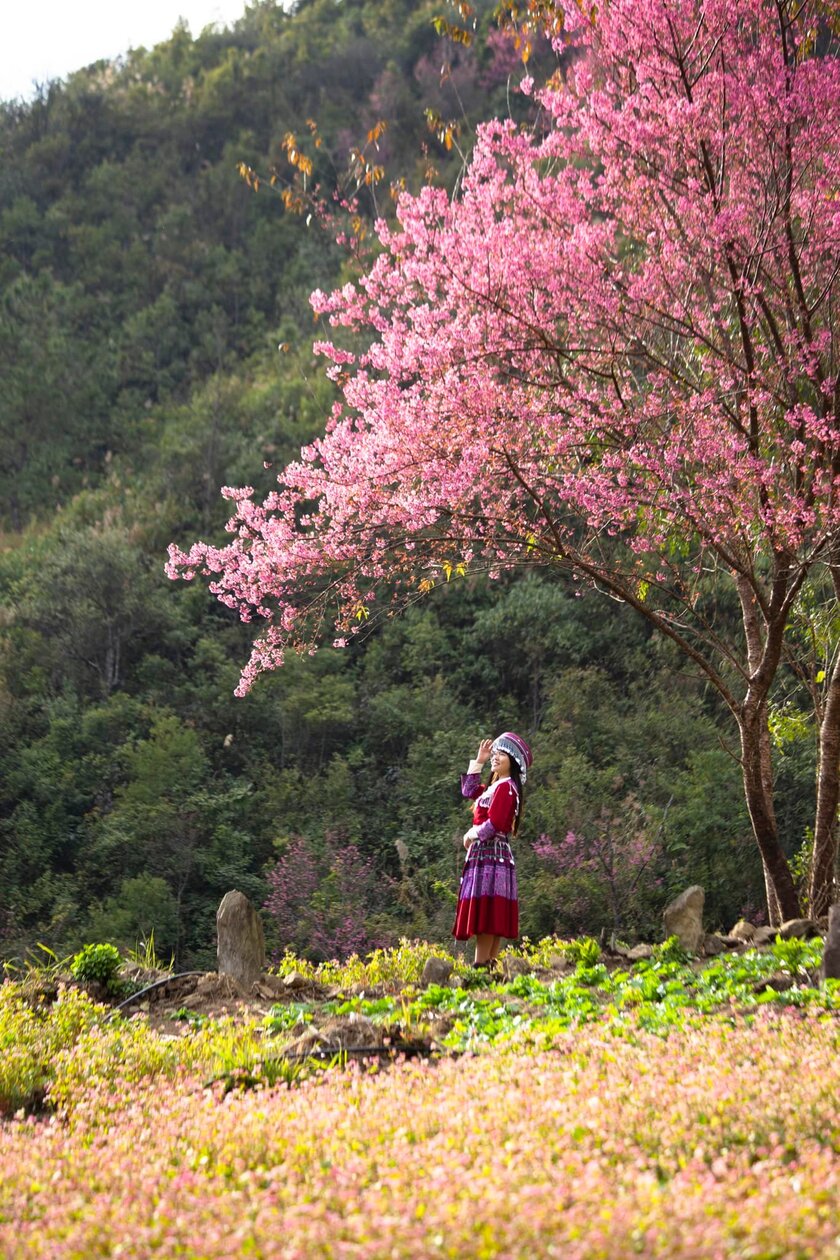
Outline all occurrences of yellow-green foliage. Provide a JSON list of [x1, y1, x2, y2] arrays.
[[0, 983, 105, 1114], [502, 933, 590, 967], [49, 1017, 266, 1122], [272, 938, 458, 987], [0, 978, 269, 1118]]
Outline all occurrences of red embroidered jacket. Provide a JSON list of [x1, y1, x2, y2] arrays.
[[460, 773, 519, 843]]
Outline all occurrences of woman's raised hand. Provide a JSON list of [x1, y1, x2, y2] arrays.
[[476, 738, 493, 766]]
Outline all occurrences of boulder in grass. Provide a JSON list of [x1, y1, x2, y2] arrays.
[[421, 956, 454, 987], [662, 885, 705, 954], [752, 926, 777, 946], [252, 973, 288, 998], [283, 970, 309, 991], [821, 905, 840, 983], [502, 955, 534, 980], [776, 918, 818, 940], [729, 919, 756, 942], [216, 890, 266, 987], [702, 934, 729, 957], [611, 941, 653, 962]]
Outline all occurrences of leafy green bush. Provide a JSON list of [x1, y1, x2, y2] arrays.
[[272, 939, 457, 988], [502, 934, 568, 967], [564, 937, 602, 968], [0, 983, 106, 1114], [50, 1014, 266, 1119], [652, 935, 692, 965], [70, 943, 123, 992], [771, 934, 819, 976]]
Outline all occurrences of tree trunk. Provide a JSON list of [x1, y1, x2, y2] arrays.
[[762, 861, 782, 927], [739, 713, 800, 924], [811, 656, 840, 916]]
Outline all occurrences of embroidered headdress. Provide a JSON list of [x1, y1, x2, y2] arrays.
[[492, 731, 533, 783]]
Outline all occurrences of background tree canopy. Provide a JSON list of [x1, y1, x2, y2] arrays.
[[0, 0, 820, 967]]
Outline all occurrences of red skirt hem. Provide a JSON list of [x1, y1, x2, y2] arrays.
[[452, 895, 519, 941]]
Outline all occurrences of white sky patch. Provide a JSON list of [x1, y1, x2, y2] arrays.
[[1, 0, 254, 104]]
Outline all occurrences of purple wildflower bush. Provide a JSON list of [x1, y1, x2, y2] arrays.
[[531, 801, 664, 938], [1, 1014, 839, 1257], [264, 830, 385, 961]]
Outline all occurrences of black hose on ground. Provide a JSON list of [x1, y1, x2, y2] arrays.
[[116, 971, 205, 1011]]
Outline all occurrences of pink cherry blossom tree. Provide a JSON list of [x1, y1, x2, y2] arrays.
[[169, 0, 840, 922]]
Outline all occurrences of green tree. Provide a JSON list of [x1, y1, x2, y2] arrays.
[[0, 274, 114, 529], [14, 527, 173, 698]]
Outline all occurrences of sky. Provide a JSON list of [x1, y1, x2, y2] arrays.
[[1, 0, 254, 104]]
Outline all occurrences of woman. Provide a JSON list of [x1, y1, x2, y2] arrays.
[[453, 731, 532, 968]]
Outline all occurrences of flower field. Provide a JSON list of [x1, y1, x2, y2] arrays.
[[2, 944, 840, 1258]]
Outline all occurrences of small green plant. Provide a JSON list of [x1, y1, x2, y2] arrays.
[[457, 966, 498, 990], [126, 931, 173, 974], [70, 943, 123, 992], [565, 937, 602, 968], [652, 936, 691, 965], [206, 1053, 334, 1094], [574, 963, 610, 988], [169, 1008, 209, 1028], [264, 1002, 316, 1034], [503, 934, 568, 968], [771, 935, 820, 976]]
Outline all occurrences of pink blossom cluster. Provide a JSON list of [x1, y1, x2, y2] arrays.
[[167, 0, 840, 697], [2, 1014, 839, 1256], [533, 815, 662, 929], [264, 832, 382, 961], [534, 824, 660, 879]]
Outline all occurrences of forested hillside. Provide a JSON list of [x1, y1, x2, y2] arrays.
[[0, 0, 814, 968]]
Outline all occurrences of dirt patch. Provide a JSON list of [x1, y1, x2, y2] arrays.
[[117, 971, 256, 1031], [283, 1014, 385, 1057], [279, 1014, 445, 1062], [116, 970, 343, 1033]]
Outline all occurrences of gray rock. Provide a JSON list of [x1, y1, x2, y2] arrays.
[[216, 890, 265, 987], [702, 934, 728, 957], [776, 918, 818, 940], [252, 980, 280, 1001], [501, 955, 534, 980], [421, 956, 454, 987], [662, 885, 705, 954], [752, 926, 777, 946], [729, 919, 756, 942], [547, 952, 572, 973], [251, 973, 288, 997], [611, 941, 653, 961], [821, 904, 840, 982], [283, 970, 309, 990], [178, 991, 204, 1010]]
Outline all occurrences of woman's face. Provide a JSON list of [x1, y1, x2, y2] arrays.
[[490, 748, 511, 777]]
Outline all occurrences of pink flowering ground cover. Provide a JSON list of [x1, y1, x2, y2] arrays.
[[1, 1013, 838, 1258]]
